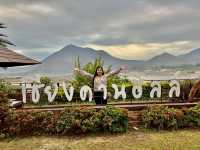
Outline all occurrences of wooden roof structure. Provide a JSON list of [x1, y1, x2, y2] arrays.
[[0, 47, 40, 67]]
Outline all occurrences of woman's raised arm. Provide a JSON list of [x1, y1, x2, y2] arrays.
[[105, 67, 123, 77], [74, 68, 93, 79]]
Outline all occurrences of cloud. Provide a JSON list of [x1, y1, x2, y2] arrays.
[[86, 41, 198, 60], [0, 0, 200, 60]]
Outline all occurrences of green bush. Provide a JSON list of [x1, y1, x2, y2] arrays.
[[0, 79, 11, 93], [7, 111, 56, 136], [56, 106, 128, 134], [141, 106, 185, 130], [0, 92, 8, 106], [0, 81, 9, 137], [185, 104, 200, 127], [141, 105, 200, 130], [0, 106, 9, 137], [103, 106, 128, 133], [0, 80, 11, 106], [1, 106, 128, 137]]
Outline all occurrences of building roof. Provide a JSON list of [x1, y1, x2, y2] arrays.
[[0, 47, 40, 67]]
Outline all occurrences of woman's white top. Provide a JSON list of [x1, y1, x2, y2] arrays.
[[77, 69, 121, 91]]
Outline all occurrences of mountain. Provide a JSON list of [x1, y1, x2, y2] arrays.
[[147, 52, 186, 66], [2, 45, 200, 75], [179, 48, 200, 65], [147, 48, 200, 67], [29, 44, 143, 75]]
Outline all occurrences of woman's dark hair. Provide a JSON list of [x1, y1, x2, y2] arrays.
[[92, 66, 104, 90]]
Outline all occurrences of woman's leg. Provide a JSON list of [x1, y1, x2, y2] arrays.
[[94, 91, 107, 105], [98, 91, 107, 105], [94, 91, 101, 105]]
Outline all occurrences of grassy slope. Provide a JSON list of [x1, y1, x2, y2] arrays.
[[1, 130, 200, 150]]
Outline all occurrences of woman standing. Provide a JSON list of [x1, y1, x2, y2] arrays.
[[74, 66, 123, 105]]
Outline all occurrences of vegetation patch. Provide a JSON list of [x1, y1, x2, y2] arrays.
[[0, 106, 128, 137], [141, 104, 200, 130]]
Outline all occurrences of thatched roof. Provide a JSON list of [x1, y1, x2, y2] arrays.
[[0, 47, 40, 67]]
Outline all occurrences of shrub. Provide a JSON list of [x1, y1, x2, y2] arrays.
[[55, 87, 68, 103], [0, 83, 9, 137], [7, 111, 56, 136], [0, 80, 10, 106], [0, 106, 9, 137], [1, 106, 128, 137], [102, 106, 128, 133], [141, 105, 185, 130], [0, 91, 8, 106], [184, 104, 200, 127], [56, 106, 128, 134], [0, 79, 11, 93]]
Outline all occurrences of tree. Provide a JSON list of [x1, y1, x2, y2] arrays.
[[40, 76, 52, 86], [71, 56, 131, 93], [0, 23, 15, 47], [72, 57, 110, 91], [0, 80, 11, 106]]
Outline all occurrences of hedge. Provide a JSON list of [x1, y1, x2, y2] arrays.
[[0, 106, 128, 137], [141, 104, 200, 130]]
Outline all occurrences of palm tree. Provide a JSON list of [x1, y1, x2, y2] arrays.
[[0, 23, 15, 47]]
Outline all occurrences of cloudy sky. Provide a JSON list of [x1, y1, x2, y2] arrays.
[[1, 0, 200, 60]]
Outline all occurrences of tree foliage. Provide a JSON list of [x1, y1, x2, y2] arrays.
[[71, 57, 131, 93], [0, 23, 15, 47], [40, 76, 52, 86]]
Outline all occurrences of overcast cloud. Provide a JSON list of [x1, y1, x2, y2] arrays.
[[1, 0, 200, 60]]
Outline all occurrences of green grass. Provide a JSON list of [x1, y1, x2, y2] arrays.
[[1, 130, 200, 150]]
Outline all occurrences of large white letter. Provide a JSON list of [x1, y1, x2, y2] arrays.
[[112, 84, 126, 100], [150, 81, 161, 98], [44, 83, 58, 103], [132, 85, 143, 99], [32, 84, 44, 104], [22, 83, 27, 103], [169, 80, 180, 98], [80, 85, 93, 102], [62, 82, 74, 102]]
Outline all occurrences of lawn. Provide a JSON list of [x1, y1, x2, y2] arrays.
[[1, 130, 200, 150]]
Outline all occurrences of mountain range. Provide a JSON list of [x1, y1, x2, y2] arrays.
[[29, 44, 143, 74], [2, 44, 200, 75], [147, 49, 200, 67]]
